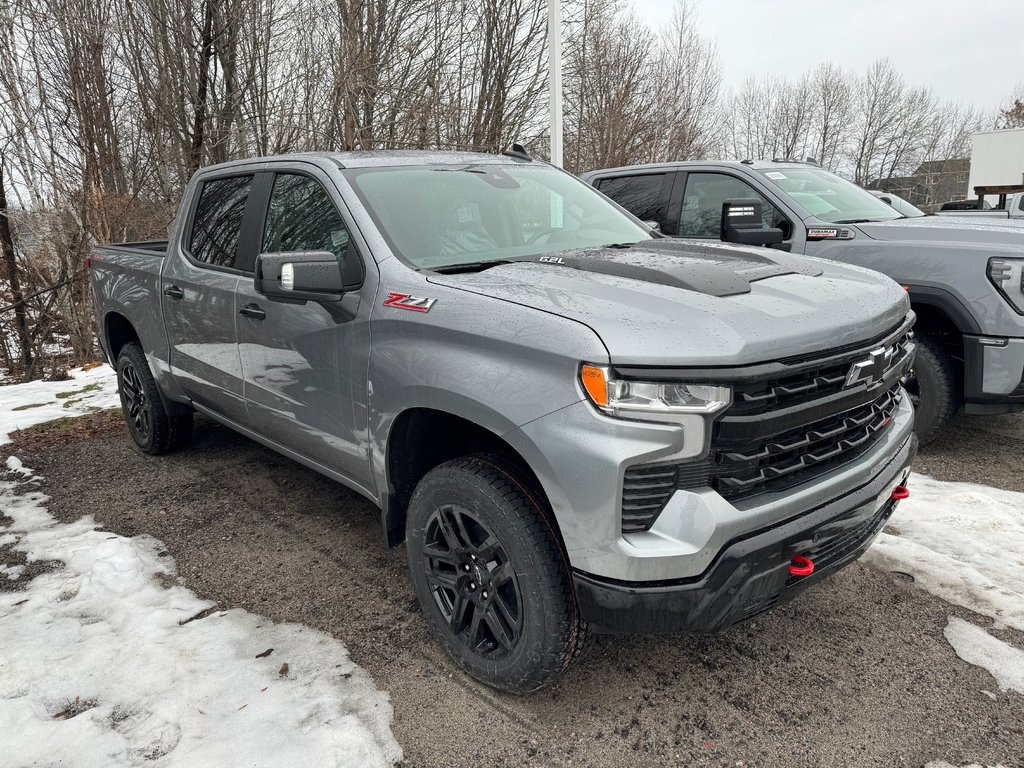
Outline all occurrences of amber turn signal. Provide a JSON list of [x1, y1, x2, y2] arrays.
[[580, 365, 609, 407]]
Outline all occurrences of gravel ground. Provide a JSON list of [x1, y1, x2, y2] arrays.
[[3, 411, 1023, 767]]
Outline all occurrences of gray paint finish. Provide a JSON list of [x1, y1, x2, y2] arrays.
[[92, 151, 914, 583]]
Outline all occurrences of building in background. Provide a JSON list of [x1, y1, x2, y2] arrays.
[[967, 127, 1024, 205], [868, 158, 970, 212]]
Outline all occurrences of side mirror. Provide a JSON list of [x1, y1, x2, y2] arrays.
[[642, 220, 662, 233], [255, 251, 345, 303], [721, 199, 784, 246]]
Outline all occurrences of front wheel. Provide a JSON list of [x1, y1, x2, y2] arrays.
[[903, 332, 960, 445], [116, 342, 193, 454], [406, 455, 589, 693]]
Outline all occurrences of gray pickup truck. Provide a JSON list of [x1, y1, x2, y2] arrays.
[[937, 191, 1024, 220], [91, 151, 916, 692], [584, 160, 1024, 442]]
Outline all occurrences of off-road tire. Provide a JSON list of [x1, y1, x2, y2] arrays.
[[406, 454, 590, 693], [905, 332, 959, 445], [116, 342, 193, 454]]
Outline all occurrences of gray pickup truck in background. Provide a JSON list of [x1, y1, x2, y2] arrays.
[[91, 151, 916, 692], [936, 191, 1024, 220], [584, 160, 1024, 442]]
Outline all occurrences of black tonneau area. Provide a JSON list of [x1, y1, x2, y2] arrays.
[[553, 238, 822, 297]]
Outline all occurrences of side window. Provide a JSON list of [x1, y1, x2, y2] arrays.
[[189, 175, 253, 268], [262, 174, 360, 284], [597, 174, 667, 227], [679, 173, 779, 239]]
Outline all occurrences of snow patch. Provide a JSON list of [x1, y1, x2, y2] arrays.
[[0, 364, 121, 445], [864, 474, 1024, 631], [943, 617, 1024, 695], [5, 456, 34, 477], [0, 467, 402, 767], [0, 563, 25, 580]]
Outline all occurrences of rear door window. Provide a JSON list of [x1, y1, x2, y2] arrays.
[[188, 175, 253, 268], [679, 173, 778, 238], [596, 174, 668, 229]]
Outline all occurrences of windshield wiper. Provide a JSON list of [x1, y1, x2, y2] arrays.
[[832, 218, 877, 224], [430, 260, 517, 274], [604, 241, 641, 249]]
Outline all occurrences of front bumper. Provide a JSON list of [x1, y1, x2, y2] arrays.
[[963, 335, 1024, 413], [573, 430, 917, 633]]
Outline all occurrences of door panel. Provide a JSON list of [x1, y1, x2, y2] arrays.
[[236, 171, 372, 487], [163, 174, 251, 422]]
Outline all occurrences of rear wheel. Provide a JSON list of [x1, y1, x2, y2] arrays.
[[406, 455, 589, 693], [903, 332, 959, 445], [116, 342, 193, 454]]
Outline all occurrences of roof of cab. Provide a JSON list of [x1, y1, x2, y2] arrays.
[[195, 150, 533, 175], [580, 159, 819, 181]]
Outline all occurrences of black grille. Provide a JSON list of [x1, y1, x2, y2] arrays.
[[619, 319, 914, 533], [712, 386, 902, 501], [729, 330, 914, 417]]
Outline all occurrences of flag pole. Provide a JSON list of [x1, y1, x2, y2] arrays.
[[548, 0, 563, 167]]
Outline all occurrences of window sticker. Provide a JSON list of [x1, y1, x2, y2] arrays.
[[765, 172, 787, 180]]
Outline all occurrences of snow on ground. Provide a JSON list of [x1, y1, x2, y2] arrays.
[[865, 473, 1024, 699], [0, 364, 121, 444], [865, 474, 1024, 632], [944, 617, 1024, 695], [0, 465, 402, 768]]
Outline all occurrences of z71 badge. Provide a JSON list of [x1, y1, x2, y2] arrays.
[[383, 292, 437, 312]]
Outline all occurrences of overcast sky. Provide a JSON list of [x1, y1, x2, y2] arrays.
[[632, 0, 1023, 111]]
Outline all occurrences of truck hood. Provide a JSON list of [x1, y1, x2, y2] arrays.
[[428, 241, 909, 366], [855, 216, 1024, 245]]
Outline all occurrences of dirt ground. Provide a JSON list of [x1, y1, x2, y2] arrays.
[[3, 410, 1023, 767]]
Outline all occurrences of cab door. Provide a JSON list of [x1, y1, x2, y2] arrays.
[[670, 170, 801, 252], [233, 168, 374, 490], [163, 173, 255, 423]]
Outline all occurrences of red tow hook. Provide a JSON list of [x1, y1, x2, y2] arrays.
[[891, 485, 910, 500], [789, 554, 814, 577]]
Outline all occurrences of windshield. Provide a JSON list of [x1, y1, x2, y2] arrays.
[[871, 191, 925, 218], [345, 164, 652, 270], [757, 168, 902, 224]]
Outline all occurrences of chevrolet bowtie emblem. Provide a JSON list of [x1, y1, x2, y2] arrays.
[[844, 346, 894, 388]]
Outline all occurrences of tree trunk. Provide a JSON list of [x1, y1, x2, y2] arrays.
[[0, 160, 33, 374]]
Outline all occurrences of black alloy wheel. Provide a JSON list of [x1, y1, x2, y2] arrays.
[[406, 455, 590, 693], [115, 342, 193, 454], [423, 504, 523, 657], [119, 357, 152, 442]]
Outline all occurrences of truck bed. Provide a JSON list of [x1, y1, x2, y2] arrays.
[[96, 239, 169, 255], [91, 241, 170, 364]]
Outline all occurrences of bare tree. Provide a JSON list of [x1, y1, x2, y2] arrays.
[[649, 0, 723, 161], [996, 82, 1024, 129], [809, 63, 851, 171]]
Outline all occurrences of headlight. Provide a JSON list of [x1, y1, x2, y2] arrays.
[[579, 364, 731, 424], [988, 258, 1024, 315]]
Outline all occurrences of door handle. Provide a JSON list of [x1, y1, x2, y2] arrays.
[[163, 285, 184, 300], [239, 303, 266, 321]]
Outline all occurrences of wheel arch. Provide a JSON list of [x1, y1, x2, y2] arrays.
[[104, 310, 142, 363], [380, 407, 566, 554]]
